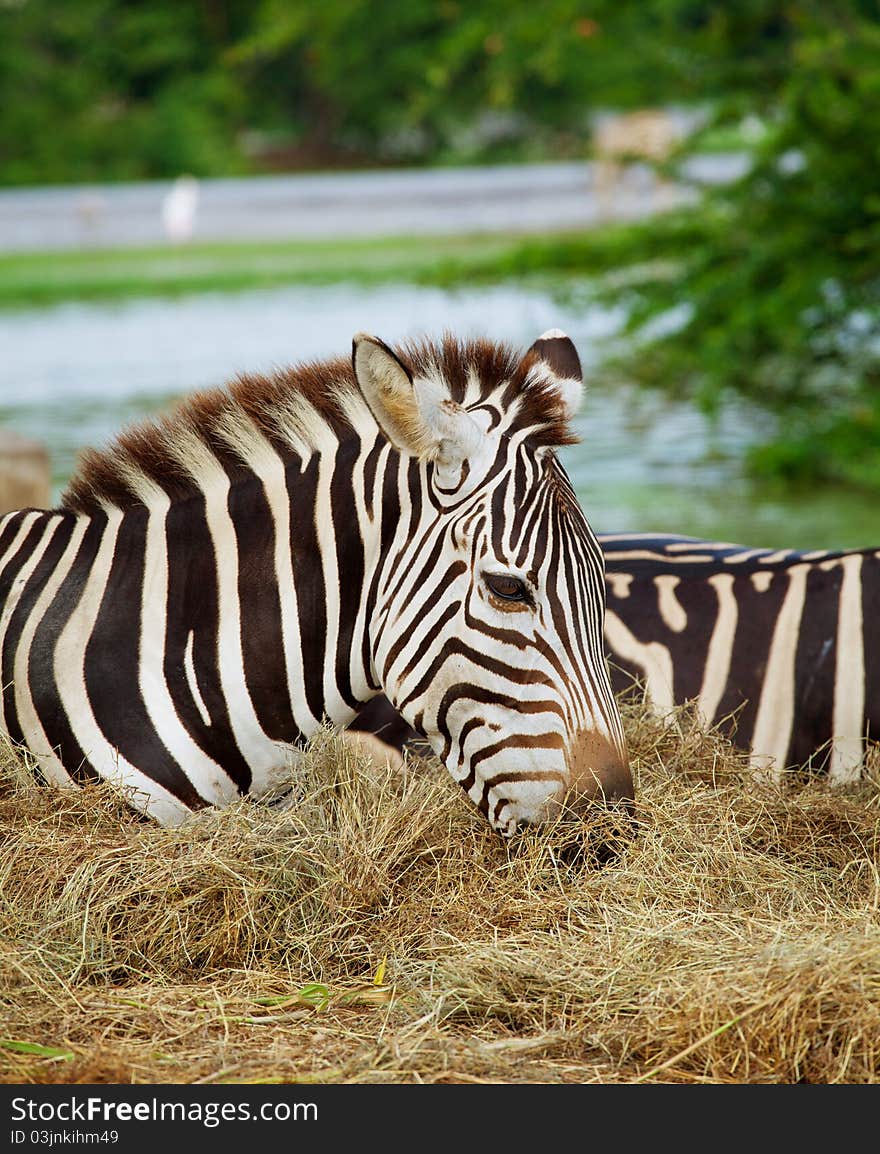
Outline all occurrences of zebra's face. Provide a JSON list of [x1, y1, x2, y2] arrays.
[[354, 330, 632, 839]]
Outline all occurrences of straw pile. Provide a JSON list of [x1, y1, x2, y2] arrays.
[[1, 701, 878, 1085]]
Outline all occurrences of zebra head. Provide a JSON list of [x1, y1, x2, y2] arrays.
[[353, 330, 632, 838]]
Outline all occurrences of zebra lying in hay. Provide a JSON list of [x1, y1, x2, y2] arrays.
[[0, 330, 632, 839], [354, 532, 879, 785]]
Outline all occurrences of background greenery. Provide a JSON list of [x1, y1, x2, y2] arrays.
[[0, 1, 800, 181], [2, 0, 878, 494]]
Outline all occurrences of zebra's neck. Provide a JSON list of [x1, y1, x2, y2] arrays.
[[0, 430, 396, 813], [147, 432, 392, 748]]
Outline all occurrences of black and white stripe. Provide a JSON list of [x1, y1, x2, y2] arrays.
[[600, 533, 879, 782], [0, 331, 631, 834], [354, 531, 879, 784]]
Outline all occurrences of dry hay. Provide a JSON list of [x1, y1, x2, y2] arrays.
[[1, 701, 879, 1086]]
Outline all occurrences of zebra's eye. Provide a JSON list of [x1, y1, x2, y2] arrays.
[[485, 573, 529, 602]]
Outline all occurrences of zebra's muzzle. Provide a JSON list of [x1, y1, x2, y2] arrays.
[[553, 735, 635, 866], [567, 729, 633, 808]]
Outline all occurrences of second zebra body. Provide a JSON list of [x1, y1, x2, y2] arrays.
[[601, 533, 879, 782]]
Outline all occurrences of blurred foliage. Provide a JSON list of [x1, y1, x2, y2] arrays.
[[0, 0, 803, 180], [577, 2, 880, 492], [0, 1, 260, 183], [1, 1, 878, 493]]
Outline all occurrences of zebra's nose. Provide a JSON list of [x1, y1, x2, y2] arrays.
[[538, 734, 635, 867], [567, 729, 633, 807], [579, 756, 634, 807]]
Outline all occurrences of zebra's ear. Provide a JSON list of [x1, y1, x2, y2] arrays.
[[524, 329, 584, 421], [352, 333, 482, 480]]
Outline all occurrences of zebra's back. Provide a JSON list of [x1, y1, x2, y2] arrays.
[[599, 532, 880, 780]]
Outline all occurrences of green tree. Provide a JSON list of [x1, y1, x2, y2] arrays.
[[0, 1, 811, 181], [585, 3, 880, 490], [0, 0, 253, 182]]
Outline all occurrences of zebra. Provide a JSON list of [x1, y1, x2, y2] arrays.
[[600, 533, 879, 784], [354, 532, 880, 785], [0, 329, 632, 838]]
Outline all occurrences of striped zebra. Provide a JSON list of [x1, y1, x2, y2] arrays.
[[0, 330, 632, 837], [601, 533, 879, 783], [355, 532, 879, 785]]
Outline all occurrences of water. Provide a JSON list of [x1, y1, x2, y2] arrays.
[[0, 282, 875, 550]]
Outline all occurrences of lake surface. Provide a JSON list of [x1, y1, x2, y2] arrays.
[[0, 281, 875, 550]]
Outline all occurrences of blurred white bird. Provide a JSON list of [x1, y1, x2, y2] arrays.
[[161, 175, 199, 243]]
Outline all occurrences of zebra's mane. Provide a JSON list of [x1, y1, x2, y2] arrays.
[[61, 334, 578, 514]]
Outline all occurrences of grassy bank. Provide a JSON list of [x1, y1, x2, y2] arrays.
[[0, 216, 688, 308], [0, 233, 546, 308]]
